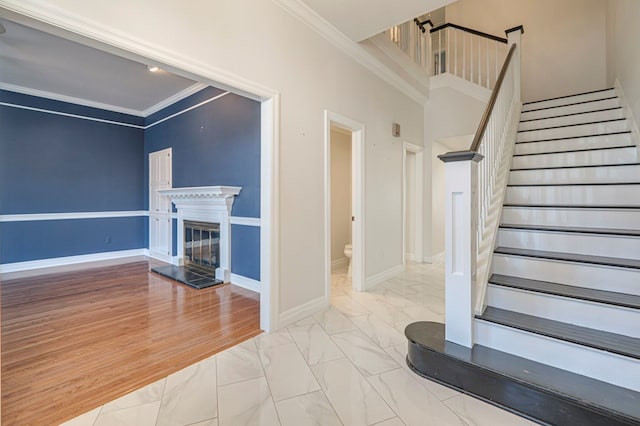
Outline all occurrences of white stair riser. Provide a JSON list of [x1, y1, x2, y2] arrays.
[[509, 164, 640, 185], [497, 228, 640, 260], [501, 207, 640, 230], [518, 108, 625, 131], [514, 134, 632, 156], [522, 90, 617, 112], [520, 98, 620, 121], [486, 285, 640, 337], [474, 320, 640, 392], [511, 147, 637, 169], [505, 185, 640, 206], [516, 121, 628, 143], [492, 254, 640, 295]]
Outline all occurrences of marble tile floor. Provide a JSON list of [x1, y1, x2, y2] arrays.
[[63, 262, 538, 426]]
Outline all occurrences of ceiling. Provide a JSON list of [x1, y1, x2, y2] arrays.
[[300, 0, 455, 42], [0, 18, 201, 117]]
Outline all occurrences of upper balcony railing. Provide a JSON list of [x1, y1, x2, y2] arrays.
[[385, 19, 511, 90]]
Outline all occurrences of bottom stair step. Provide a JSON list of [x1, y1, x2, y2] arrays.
[[405, 321, 640, 426], [478, 307, 640, 359]]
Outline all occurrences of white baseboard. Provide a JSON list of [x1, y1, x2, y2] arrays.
[[365, 264, 405, 290], [0, 248, 148, 273], [424, 251, 445, 264], [331, 257, 349, 270], [230, 273, 261, 293], [148, 251, 173, 264], [278, 295, 329, 328]]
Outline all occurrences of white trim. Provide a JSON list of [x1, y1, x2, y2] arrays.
[[278, 295, 329, 328], [0, 82, 145, 117], [0, 248, 147, 273], [142, 82, 209, 116], [272, 0, 427, 105], [0, 101, 145, 128], [0, 91, 230, 130], [324, 110, 366, 296], [230, 273, 261, 293], [0, 210, 147, 222], [230, 216, 261, 227], [145, 92, 229, 128], [430, 73, 491, 102], [0, 0, 280, 333], [147, 251, 173, 264], [402, 142, 424, 267], [331, 257, 349, 270], [424, 251, 445, 264], [364, 264, 404, 290], [614, 79, 640, 149]]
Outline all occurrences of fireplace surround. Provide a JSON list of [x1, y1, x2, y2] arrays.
[[152, 186, 241, 288]]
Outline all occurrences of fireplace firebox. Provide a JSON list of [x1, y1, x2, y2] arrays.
[[184, 220, 220, 272]]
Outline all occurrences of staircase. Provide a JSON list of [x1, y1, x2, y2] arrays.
[[407, 88, 640, 425]]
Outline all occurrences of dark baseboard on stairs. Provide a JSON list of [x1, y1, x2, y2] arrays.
[[405, 321, 640, 426], [519, 107, 622, 123]]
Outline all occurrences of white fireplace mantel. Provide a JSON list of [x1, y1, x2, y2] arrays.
[[159, 186, 241, 282]]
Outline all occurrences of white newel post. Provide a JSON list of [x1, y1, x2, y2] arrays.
[[506, 26, 523, 104], [439, 152, 483, 348]]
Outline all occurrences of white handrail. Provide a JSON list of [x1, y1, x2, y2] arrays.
[[437, 27, 522, 348]]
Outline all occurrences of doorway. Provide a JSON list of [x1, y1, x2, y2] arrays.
[[148, 147, 172, 262], [1, 11, 279, 332], [403, 142, 424, 265], [325, 111, 365, 298]]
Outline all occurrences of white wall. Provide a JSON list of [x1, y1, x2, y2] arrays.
[[330, 128, 351, 264], [11, 0, 424, 316], [607, 0, 640, 129], [404, 151, 416, 258], [423, 87, 487, 260], [445, 0, 608, 102]]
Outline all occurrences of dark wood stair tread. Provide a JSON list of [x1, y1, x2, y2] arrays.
[[477, 307, 640, 360], [519, 107, 622, 123], [503, 203, 640, 210], [518, 118, 626, 133], [513, 143, 634, 157], [511, 162, 640, 171], [489, 273, 640, 310], [405, 321, 640, 425], [522, 88, 615, 106], [494, 247, 640, 269], [522, 96, 619, 114], [500, 223, 640, 237]]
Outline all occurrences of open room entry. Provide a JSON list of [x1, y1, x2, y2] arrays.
[[0, 9, 280, 332], [325, 111, 365, 297]]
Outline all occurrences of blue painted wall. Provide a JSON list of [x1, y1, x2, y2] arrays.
[[145, 87, 261, 280], [1, 88, 261, 281], [0, 90, 145, 263]]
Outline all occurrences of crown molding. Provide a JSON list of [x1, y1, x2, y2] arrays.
[[272, 0, 427, 105], [0, 82, 146, 117], [142, 82, 209, 116]]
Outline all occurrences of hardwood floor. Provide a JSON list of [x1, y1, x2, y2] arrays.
[[1, 258, 261, 425]]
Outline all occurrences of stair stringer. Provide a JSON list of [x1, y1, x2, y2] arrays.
[[474, 106, 522, 316]]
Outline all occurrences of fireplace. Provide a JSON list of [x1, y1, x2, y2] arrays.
[[150, 186, 241, 289], [184, 220, 220, 271]]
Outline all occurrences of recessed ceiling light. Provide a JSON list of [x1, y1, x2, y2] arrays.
[[147, 65, 160, 73]]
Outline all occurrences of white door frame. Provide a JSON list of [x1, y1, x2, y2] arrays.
[[324, 110, 365, 296], [402, 142, 424, 265], [4, 7, 281, 332], [148, 147, 172, 262]]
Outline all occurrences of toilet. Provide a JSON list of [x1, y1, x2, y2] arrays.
[[344, 243, 352, 277]]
